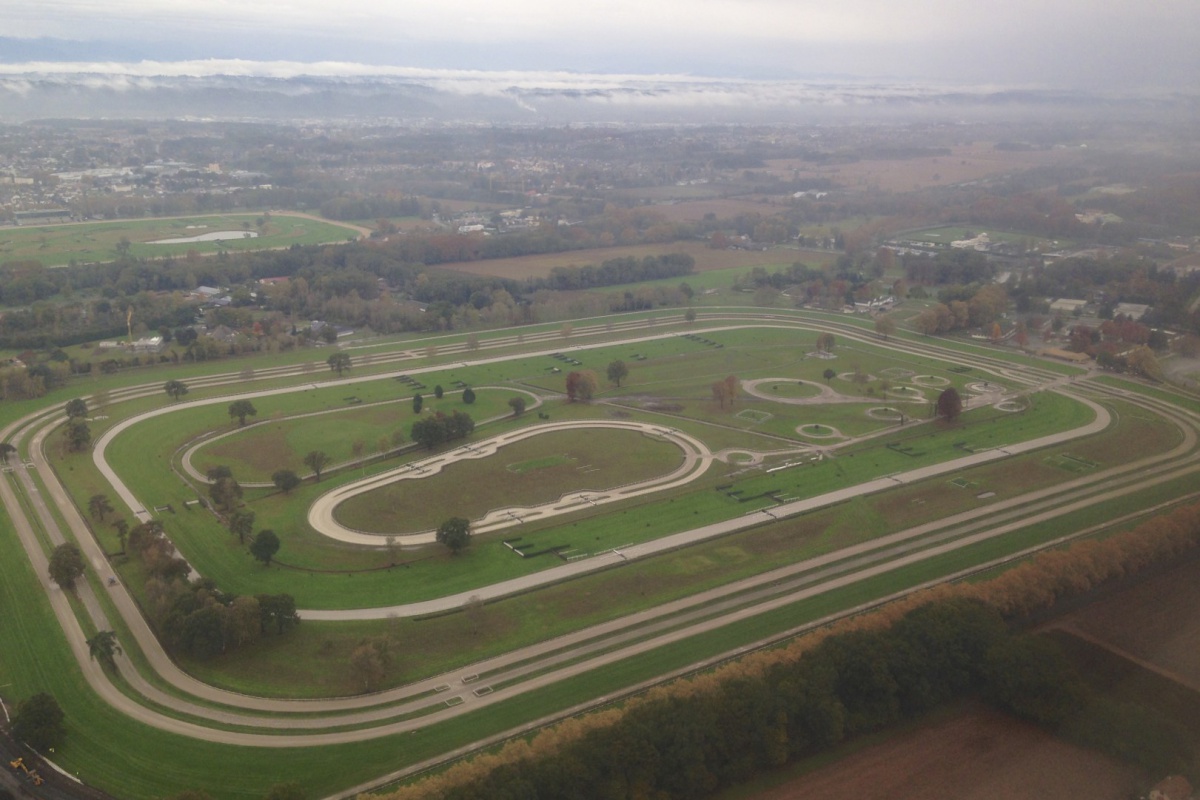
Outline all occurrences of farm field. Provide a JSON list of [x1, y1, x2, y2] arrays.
[[725, 705, 1140, 800], [630, 197, 799, 223], [434, 239, 808, 279], [1054, 558, 1200, 686], [762, 140, 1084, 192], [0, 212, 364, 266]]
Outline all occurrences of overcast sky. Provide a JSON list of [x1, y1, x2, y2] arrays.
[[3, 0, 1198, 89]]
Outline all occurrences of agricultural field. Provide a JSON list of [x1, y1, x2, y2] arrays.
[[727, 705, 1140, 800], [436, 239, 806, 279], [762, 140, 1085, 192], [0, 212, 364, 267], [1054, 558, 1200, 686]]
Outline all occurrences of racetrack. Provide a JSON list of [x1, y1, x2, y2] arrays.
[[5, 307, 1199, 797]]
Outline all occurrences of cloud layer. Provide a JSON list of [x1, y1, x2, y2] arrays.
[[3, 0, 1198, 90]]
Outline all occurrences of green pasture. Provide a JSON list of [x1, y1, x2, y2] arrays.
[[0, 213, 361, 267]]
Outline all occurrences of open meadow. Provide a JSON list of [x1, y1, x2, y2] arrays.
[[0, 212, 363, 266], [434, 239, 816, 279]]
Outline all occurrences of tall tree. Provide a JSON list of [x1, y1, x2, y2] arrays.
[[508, 396, 526, 416], [64, 397, 88, 419], [112, 518, 129, 553], [86, 630, 122, 669], [228, 509, 256, 544], [327, 352, 351, 376], [48, 542, 85, 589], [462, 386, 476, 404], [88, 493, 113, 522], [349, 639, 390, 693], [66, 419, 92, 451], [823, 368, 837, 384], [565, 370, 597, 402], [272, 469, 300, 495], [11, 693, 65, 751], [606, 359, 629, 387], [412, 393, 423, 414], [163, 379, 189, 401], [936, 387, 963, 421], [437, 517, 471, 555], [250, 530, 281, 566], [875, 315, 896, 339], [209, 473, 243, 514], [228, 399, 257, 426], [304, 450, 330, 482], [256, 593, 300, 635]]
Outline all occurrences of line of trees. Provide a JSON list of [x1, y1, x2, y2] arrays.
[[539, 254, 694, 291], [379, 502, 1200, 800]]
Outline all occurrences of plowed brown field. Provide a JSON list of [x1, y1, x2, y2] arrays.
[[734, 706, 1138, 800]]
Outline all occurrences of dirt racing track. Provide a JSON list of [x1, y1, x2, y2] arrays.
[[306, 419, 715, 546], [6, 309, 1200, 796]]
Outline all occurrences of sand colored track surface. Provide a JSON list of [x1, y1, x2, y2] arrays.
[[307, 420, 714, 545]]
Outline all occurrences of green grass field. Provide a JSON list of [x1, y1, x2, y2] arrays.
[[0, 213, 362, 267], [334, 427, 684, 533]]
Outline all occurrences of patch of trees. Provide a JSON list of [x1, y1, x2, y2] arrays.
[[411, 410, 475, 449], [128, 519, 298, 658], [319, 194, 421, 221], [537, 254, 694, 291], [913, 285, 1008, 336], [146, 577, 299, 660], [11, 693, 65, 751], [0, 233, 704, 353], [206, 466, 243, 515], [382, 502, 1200, 800], [1024, 255, 1200, 332], [565, 370, 597, 402], [903, 249, 994, 287], [126, 520, 192, 582]]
